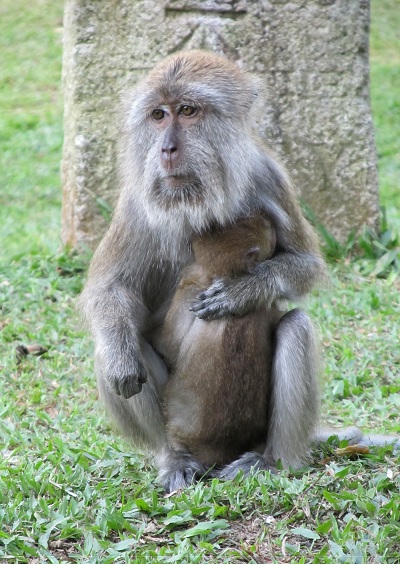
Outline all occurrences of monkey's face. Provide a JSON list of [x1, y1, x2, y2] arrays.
[[123, 51, 263, 233], [145, 98, 224, 209]]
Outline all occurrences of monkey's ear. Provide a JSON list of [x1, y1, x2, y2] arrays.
[[245, 246, 261, 272]]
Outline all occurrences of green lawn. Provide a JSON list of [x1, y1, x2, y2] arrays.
[[370, 0, 400, 230], [0, 0, 63, 261], [0, 1, 399, 562]]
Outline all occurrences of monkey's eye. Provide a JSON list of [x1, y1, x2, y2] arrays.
[[152, 108, 165, 121], [179, 105, 197, 117]]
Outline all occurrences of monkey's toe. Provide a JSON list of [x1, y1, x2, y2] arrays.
[[161, 469, 197, 494], [218, 452, 272, 480], [158, 451, 206, 493]]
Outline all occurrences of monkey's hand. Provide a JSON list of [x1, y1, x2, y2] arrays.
[[102, 351, 148, 398], [189, 271, 277, 320]]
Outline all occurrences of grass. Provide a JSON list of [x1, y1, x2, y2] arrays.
[[0, 0, 63, 261], [370, 0, 400, 231], [0, 0, 399, 562]]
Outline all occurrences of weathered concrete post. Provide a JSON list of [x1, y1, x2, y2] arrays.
[[62, 0, 379, 248]]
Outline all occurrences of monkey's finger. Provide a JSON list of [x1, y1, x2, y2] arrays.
[[190, 286, 227, 309], [188, 301, 202, 313], [195, 310, 225, 320], [189, 300, 223, 314], [197, 278, 226, 299], [189, 292, 226, 312], [191, 302, 228, 320], [188, 298, 221, 313]]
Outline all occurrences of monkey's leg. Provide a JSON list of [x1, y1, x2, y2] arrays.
[[97, 341, 210, 491], [265, 308, 320, 466], [219, 309, 319, 480]]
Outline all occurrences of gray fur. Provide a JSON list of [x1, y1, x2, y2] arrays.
[[79, 51, 325, 485], [96, 340, 168, 450], [218, 452, 272, 480], [315, 428, 400, 452], [79, 51, 397, 491], [358, 434, 400, 451], [156, 449, 211, 493], [314, 426, 363, 445], [264, 309, 320, 468]]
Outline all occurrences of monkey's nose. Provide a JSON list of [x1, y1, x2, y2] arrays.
[[161, 144, 178, 165], [162, 144, 177, 158], [161, 129, 179, 169]]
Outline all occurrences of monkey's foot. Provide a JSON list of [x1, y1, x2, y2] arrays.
[[157, 451, 207, 493], [218, 452, 272, 480]]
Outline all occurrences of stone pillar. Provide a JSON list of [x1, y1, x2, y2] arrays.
[[62, 0, 379, 248]]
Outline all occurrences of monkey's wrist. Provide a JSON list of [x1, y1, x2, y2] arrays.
[[254, 262, 286, 303]]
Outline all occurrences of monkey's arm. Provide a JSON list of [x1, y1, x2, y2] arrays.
[[81, 283, 149, 398], [190, 228, 326, 320], [79, 223, 156, 398], [190, 251, 324, 319], [190, 155, 327, 320]]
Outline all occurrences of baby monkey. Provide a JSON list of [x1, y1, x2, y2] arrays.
[[158, 214, 285, 489]]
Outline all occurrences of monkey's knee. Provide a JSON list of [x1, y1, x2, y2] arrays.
[[273, 308, 319, 392], [275, 308, 316, 352]]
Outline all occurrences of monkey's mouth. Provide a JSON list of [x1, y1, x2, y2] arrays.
[[164, 175, 191, 188], [153, 176, 205, 206]]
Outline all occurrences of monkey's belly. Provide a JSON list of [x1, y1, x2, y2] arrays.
[[165, 314, 273, 468]]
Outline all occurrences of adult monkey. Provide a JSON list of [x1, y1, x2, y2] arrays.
[[79, 50, 397, 490]]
